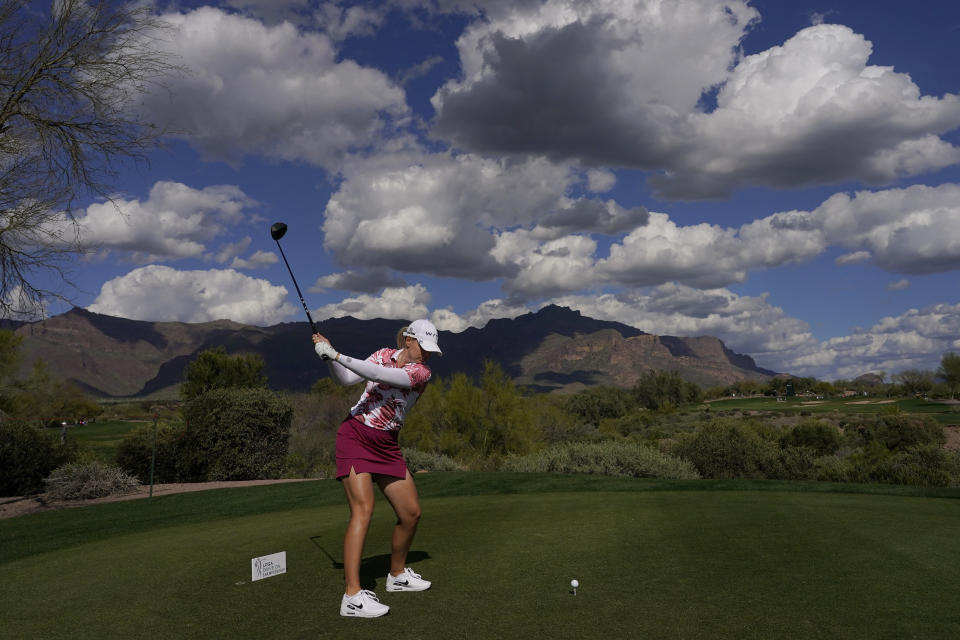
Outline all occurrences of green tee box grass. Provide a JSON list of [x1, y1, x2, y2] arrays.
[[2, 474, 959, 640]]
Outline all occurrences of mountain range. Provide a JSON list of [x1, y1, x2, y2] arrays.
[[6, 305, 777, 398]]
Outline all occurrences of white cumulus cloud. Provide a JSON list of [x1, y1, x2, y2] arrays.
[[815, 183, 960, 274], [431, 1, 960, 198], [311, 269, 407, 293], [71, 181, 257, 263], [887, 279, 910, 291], [323, 151, 616, 279], [88, 266, 296, 325], [586, 169, 616, 193], [313, 284, 432, 321], [803, 303, 960, 380], [430, 298, 535, 333], [230, 250, 279, 270], [143, 7, 408, 168]]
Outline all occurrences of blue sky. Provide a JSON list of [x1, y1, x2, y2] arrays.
[[20, 0, 960, 381]]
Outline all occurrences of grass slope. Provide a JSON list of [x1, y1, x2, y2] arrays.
[[64, 420, 147, 463], [706, 396, 960, 424], [2, 474, 959, 640]]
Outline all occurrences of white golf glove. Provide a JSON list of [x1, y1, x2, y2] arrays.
[[314, 341, 337, 361]]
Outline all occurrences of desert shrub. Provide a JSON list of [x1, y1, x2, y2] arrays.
[[563, 386, 633, 425], [813, 455, 853, 483], [847, 414, 945, 450], [116, 422, 186, 484], [671, 419, 779, 479], [951, 450, 960, 487], [500, 440, 700, 479], [0, 422, 76, 496], [282, 453, 336, 479], [531, 395, 591, 445], [283, 391, 351, 478], [599, 411, 660, 439], [44, 461, 139, 500], [180, 387, 293, 481], [772, 446, 819, 481], [403, 448, 465, 472], [868, 445, 959, 487], [780, 420, 842, 456], [843, 440, 894, 483]]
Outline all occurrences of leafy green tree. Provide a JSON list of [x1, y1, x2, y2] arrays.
[[0, 329, 21, 377], [731, 379, 763, 396], [528, 394, 583, 444], [937, 352, 960, 399], [0, 329, 22, 411], [789, 376, 819, 395], [702, 385, 727, 400], [437, 371, 488, 459], [0, 342, 89, 492], [403, 362, 541, 463], [813, 381, 834, 397], [181, 387, 293, 481], [180, 347, 268, 401], [399, 375, 448, 453], [0, 421, 75, 495], [563, 386, 631, 426], [10, 359, 100, 425], [632, 370, 701, 410], [893, 369, 935, 397], [116, 422, 185, 483], [479, 361, 540, 458], [13, 360, 58, 424]]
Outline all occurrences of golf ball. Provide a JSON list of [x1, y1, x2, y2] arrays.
[[570, 579, 579, 588]]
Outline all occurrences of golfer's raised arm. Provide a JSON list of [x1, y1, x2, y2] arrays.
[[312, 337, 413, 388], [327, 358, 364, 385], [313, 334, 363, 385], [331, 352, 414, 389]]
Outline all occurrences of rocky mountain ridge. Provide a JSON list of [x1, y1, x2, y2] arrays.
[[10, 305, 777, 397]]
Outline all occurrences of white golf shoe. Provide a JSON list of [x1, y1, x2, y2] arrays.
[[340, 589, 390, 618], [385, 567, 432, 592]]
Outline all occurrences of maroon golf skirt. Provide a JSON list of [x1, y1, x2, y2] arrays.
[[335, 415, 407, 480]]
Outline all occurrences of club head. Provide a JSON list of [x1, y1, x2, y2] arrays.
[[270, 222, 288, 241]]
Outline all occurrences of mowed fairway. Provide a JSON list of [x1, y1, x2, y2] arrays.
[[64, 420, 147, 462], [2, 474, 959, 640]]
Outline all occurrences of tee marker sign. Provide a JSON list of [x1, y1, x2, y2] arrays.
[[252, 551, 287, 582]]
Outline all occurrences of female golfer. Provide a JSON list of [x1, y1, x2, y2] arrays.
[[312, 319, 441, 618]]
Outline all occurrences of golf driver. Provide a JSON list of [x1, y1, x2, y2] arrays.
[[270, 222, 321, 347]]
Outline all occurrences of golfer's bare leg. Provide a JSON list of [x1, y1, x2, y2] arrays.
[[378, 470, 422, 576], [342, 468, 375, 595]]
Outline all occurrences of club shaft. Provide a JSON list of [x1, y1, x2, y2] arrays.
[[274, 240, 316, 333]]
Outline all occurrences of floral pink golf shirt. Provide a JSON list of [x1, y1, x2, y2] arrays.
[[348, 348, 432, 431]]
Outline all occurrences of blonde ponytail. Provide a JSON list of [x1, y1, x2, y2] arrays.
[[396, 326, 409, 349]]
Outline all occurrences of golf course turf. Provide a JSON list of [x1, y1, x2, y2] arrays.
[[2, 473, 959, 639]]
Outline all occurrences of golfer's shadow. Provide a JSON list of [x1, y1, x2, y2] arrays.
[[310, 536, 431, 591]]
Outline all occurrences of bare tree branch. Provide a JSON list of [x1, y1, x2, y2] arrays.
[[0, 0, 182, 319]]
